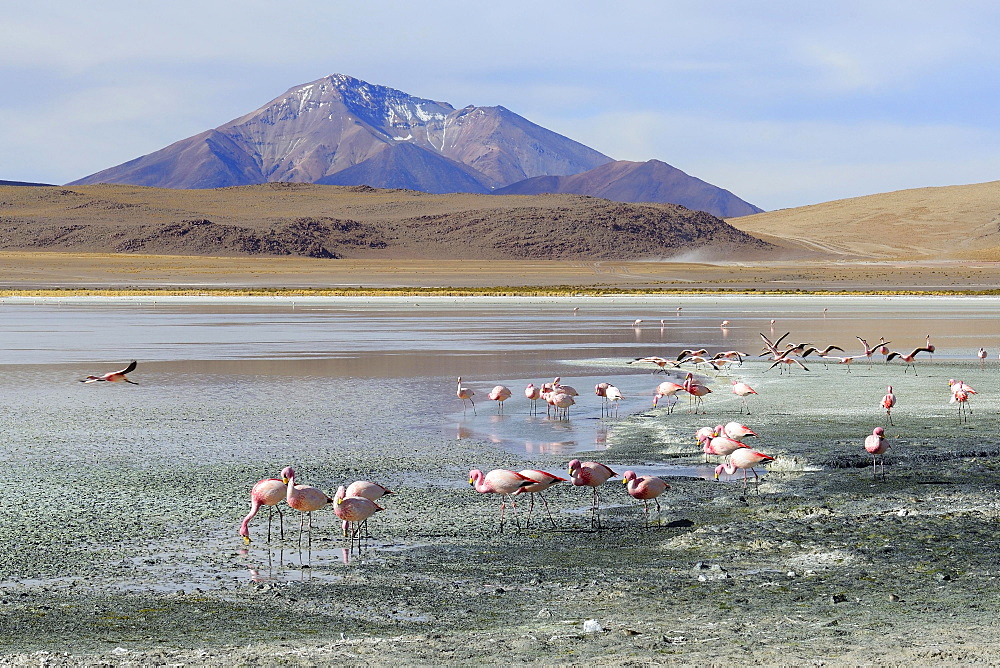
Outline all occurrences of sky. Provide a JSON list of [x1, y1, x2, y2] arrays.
[[3, 1, 1000, 210]]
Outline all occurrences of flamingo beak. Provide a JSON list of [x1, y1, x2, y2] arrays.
[[281, 477, 289, 484], [242, 535, 251, 544]]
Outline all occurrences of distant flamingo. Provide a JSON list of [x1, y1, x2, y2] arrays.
[[858, 337, 890, 367], [978, 348, 988, 368], [821, 355, 859, 372], [457, 377, 476, 414], [487, 385, 512, 413], [568, 459, 618, 529], [239, 475, 286, 544], [714, 449, 774, 491], [864, 427, 889, 479], [80, 360, 138, 384], [549, 392, 575, 420], [731, 381, 757, 414], [926, 334, 935, 358], [334, 486, 383, 540], [653, 381, 685, 412], [525, 383, 542, 415], [622, 470, 671, 523], [515, 469, 567, 527], [877, 337, 891, 362], [283, 466, 334, 549], [720, 320, 730, 328], [629, 356, 680, 373], [886, 347, 933, 374], [949, 381, 974, 423], [683, 373, 712, 413], [469, 469, 535, 533], [632, 319, 643, 327], [605, 385, 624, 418], [881, 385, 896, 425]]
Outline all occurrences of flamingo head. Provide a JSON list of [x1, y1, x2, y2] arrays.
[[873, 427, 885, 437], [280, 466, 295, 484], [468, 469, 482, 486], [568, 459, 581, 476], [622, 470, 637, 484]]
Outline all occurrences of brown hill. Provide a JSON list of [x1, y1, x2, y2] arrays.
[[729, 180, 1000, 259], [494, 159, 763, 219], [0, 183, 772, 260]]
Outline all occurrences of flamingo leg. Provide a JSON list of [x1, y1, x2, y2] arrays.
[[538, 492, 558, 528], [277, 505, 284, 541]]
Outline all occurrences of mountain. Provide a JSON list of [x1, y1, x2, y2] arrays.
[[0, 183, 773, 261], [494, 159, 763, 218], [67, 74, 763, 216], [729, 180, 1000, 259], [1, 179, 53, 187], [70, 74, 612, 191]]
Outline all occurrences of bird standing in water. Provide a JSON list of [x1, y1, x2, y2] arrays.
[[881, 386, 896, 425], [864, 427, 889, 479], [457, 377, 476, 414], [239, 474, 286, 543], [283, 466, 334, 549]]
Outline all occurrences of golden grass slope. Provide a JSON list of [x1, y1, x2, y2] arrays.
[[729, 180, 1000, 260]]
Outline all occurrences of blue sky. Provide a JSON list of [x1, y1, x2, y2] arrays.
[[3, 1, 999, 210]]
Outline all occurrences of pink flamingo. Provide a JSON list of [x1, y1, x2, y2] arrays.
[[857, 337, 890, 367], [549, 392, 575, 420], [552, 377, 579, 396], [714, 449, 774, 492], [525, 383, 542, 415], [704, 433, 749, 461], [568, 459, 618, 529], [345, 480, 393, 501], [864, 427, 889, 479], [886, 347, 933, 374], [877, 337, 891, 362], [926, 334, 935, 358], [595, 382, 610, 415], [683, 373, 712, 413], [605, 385, 624, 418], [622, 470, 671, 522], [283, 466, 333, 549], [80, 360, 138, 384], [821, 355, 859, 372], [629, 355, 678, 373], [334, 486, 383, 540], [239, 475, 286, 544], [457, 377, 476, 414], [653, 381, 685, 413], [487, 385, 512, 413], [881, 385, 896, 425], [515, 469, 567, 527], [978, 348, 988, 368], [723, 421, 756, 440], [469, 469, 535, 533], [949, 381, 974, 423], [731, 381, 757, 415]]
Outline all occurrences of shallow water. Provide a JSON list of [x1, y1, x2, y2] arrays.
[[1, 295, 998, 590]]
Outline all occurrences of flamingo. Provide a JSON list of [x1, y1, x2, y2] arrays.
[[857, 337, 889, 367], [605, 384, 624, 418], [683, 373, 712, 413], [345, 480, 393, 502], [877, 337, 891, 362], [713, 350, 747, 365], [552, 377, 579, 396], [720, 320, 730, 328], [595, 382, 610, 415], [677, 348, 708, 362], [653, 381, 685, 412], [549, 392, 575, 420], [457, 377, 476, 414], [282, 466, 334, 549], [622, 471, 671, 523], [978, 348, 988, 368], [239, 475, 286, 544], [567, 459, 618, 529], [469, 469, 535, 533], [949, 381, 975, 423], [723, 421, 756, 440], [80, 360, 138, 384], [334, 486, 383, 539], [629, 356, 680, 373], [821, 355, 859, 372], [632, 319, 643, 327], [525, 383, 542, 415], [881, 386, 896, 426], [731, 380, 757, 414], [487, 385, 512, 413], [714, 449, 774, 491], [704, 433, 749, 461], [864, 427, 889, 479], [514, 469, 567, 527], [926, 334, 935, 358], [886, 347, 933, 374]]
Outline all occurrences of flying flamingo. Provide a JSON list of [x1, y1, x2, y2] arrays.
[[469, 469, 535, 533], [457, 377, 476, 414], [714, 449, 774, 492], [605, 384, 624, 418], [653, 381, 685, 412], [629, 356, 681, 373], [731, 380, 757, 414], [886, 347, 933, 374], [239, 474, 286, 544], [80, 360, 138, 384], [857, 337, 890, 367], [567, 459, 618, 529], [525, 383, 542, 415], [864, 427, 889, 479], [881, 386, 896, 425], [334, 486, 384, 540], [514, 469, 567, 527], [487, 385, 512, 413], [282, 466, 334, 549], [622, 471, 671, 523], [683, 373, 712, 413]]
